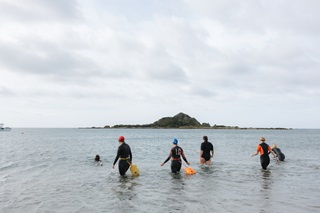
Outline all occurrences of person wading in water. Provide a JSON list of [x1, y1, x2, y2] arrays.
[[161, 138, 190, 173], [199, 136, 214, 165], [112, 136, 132, 176], [252, 137, 279, 170]]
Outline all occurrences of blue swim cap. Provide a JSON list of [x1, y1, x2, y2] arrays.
[[173, 138, 178, 144]]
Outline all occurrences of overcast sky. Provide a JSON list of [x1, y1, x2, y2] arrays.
[[1, 0, 319, 128]]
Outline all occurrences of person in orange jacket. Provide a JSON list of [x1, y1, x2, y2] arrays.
[[251, 137, 278, 170]]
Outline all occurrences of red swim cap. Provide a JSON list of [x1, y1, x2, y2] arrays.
[[118, 136, 125, 142]]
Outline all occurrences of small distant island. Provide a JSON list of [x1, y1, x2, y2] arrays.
[[80, 112, 290, 130]]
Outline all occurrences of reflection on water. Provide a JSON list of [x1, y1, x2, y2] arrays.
[[199, 164, 215, 175], [170, 172, 183, 180], [259, 169, 272, 213], [111, 176, 140, 212], [118, 176, 139, 192], [261, 169, 271, 190], [167, 173, 186, 212]]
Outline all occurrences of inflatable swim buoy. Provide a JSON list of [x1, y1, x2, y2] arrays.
[[184, 167, 196, 175], [130, 164, 140, 176]]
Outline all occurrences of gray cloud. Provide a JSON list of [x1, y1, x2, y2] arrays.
[[1, 0, 319, 128], [0, 0, 81, 23], [0, 41, 99, 83]]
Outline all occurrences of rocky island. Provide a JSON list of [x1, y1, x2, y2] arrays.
[[112, 112, 205, 129], [81, 112, 289, 130]]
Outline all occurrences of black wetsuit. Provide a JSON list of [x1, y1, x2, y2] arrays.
[[163, 146, 189, 173], [201, 141, 214, 161], [259, 143, 270, 170], [113, 142, 132, 176], [272, 147, 285, 161]]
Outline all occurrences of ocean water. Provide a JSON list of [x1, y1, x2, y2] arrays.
[[1, 128, 319, 213]]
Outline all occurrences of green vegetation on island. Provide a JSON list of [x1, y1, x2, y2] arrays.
[[112, 112, 204, 129], [80, 112, 288, 130]]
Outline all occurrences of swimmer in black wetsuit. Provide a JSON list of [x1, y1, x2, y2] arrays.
[[112, 136, 132, 176], [161, 138, 190, 173], [271, 144, 285, 161], [200, 136, 214, 165], [252, 137, 278, 170]]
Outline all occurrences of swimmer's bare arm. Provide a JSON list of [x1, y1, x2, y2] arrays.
[[200, 150, 203, 157], [251, 150, 259, 157], [270, 150, 280, 162]]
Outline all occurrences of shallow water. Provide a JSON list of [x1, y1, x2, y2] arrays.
[[1, 128, 320, 212]]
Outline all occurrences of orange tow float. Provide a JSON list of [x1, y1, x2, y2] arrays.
[[184, 167, 196, 175]]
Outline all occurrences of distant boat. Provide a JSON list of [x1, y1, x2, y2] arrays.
[[0, 123, 11, 131]]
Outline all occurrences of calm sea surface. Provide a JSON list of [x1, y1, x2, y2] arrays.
[[1, 128, 320, 213]]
